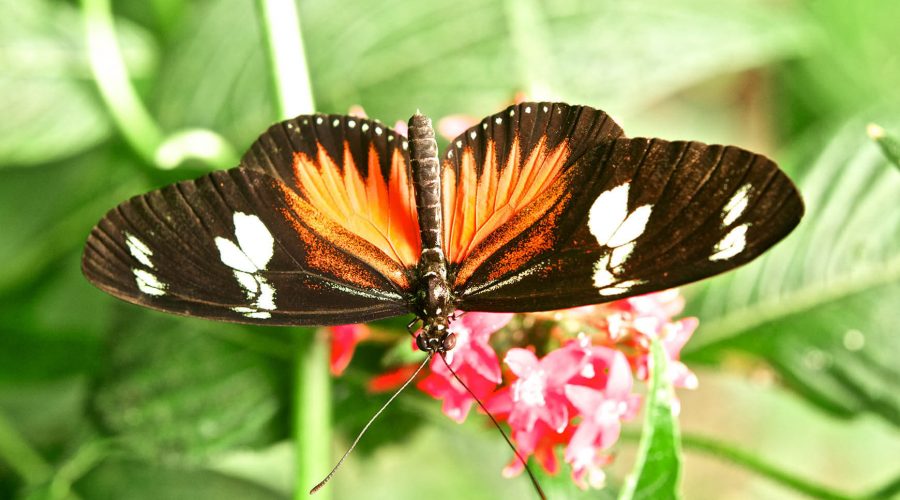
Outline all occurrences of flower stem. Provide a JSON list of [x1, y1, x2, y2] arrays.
[[254, 1, 327, 498], [502, 0, 556, 99], [679, 432, 859, 500], [0, 410, 51, 486], [81, 0, 163, 165], [257, 0, 315, 118], [81, 0, 237, 169]]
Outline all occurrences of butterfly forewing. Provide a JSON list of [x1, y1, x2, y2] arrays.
[[82, 168, 410, 325], [454, 132, 803, 312]]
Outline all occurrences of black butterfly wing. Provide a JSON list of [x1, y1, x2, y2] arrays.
[[452, 127, 803, 311], [82, 168, 412, 326]]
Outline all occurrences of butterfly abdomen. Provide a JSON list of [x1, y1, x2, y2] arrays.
[[409, 112, 455, 351]]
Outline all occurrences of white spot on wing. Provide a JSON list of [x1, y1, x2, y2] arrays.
[[525, 106, 531, 114], [316, 117, 323, 125], [347, 120, 356, 128], [588, 183, 631, 246], [710, 224, 748, 261], [495, 117, 502, 125], [217, 213, 277, 318], [592, 255, 615, 288], [606, 204, 652, 247], [125, 233, 154, 269], [375, 126, 383, 135], [470, 130, 477, 139], [361, 123, 369, 132], [332, 118, 340, 127], [133, 269, 166, 296], [233, 213, 274, 270], [215, 237, 256, 273], [609, 241, 635, 269], [234, 270, 259, 295], [722, 184, 751, 226]]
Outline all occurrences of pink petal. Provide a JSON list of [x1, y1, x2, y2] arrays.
[[545, 392, 570, 432], [437, 114, 478, 141], [458, 311, 513, 341], [542, 346, 587, 385], [469, 340, 502, 383], [565, 385, 604, 416], [329, 324, 368, 376], [565, 421, 600, 465], [604, 351, 634, 399], [504, 348, 539, 377]]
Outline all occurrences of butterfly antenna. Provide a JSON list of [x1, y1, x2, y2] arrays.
[[310, 353, 433, 494], [437, 353, 547, 500]]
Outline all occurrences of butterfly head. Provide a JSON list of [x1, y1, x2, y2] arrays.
[[415, 323, 457, 353]]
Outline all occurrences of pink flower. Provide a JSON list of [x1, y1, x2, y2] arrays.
[[329, 324, 369, 376], [437, 114, 479, 141], [565, 349, 640, 488], [417, 312, 511, 422], [488, 346, 586, 436], [633, 317, 699, 390]]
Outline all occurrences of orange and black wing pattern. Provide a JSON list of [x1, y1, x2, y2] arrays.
[[241, 114, 421, 288], [440, 102, 624, 289], [450, 103, 803, 312], [82, 115, 424, 326]]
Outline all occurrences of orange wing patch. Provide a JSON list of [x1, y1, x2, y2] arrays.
[[442, 136, 571, 264], [292, 141, 421, 268]]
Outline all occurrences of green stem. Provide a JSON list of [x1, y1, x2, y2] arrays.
[[81, 0, 163, 165], [293, 330, 332, 499], [254, 2, 327, 498], [502, 0, 556, 99], [0, 410, 52, 486], [257, 0, 315, 118], [620, 430, 858, 500], [867, 123, 900, 170], [81, 0, 237, 169]]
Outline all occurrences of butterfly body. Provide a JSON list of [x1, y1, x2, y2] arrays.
[[82, 102, 803, 345], [408, 112, 456, 352]]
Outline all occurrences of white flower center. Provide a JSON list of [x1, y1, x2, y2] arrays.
[[513, 371, 547, 406]]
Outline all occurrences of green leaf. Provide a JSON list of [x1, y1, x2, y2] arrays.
[[619, 338, 683, 500], [74, 458, 287, 499], [0, 149, 147, 293], [0, 0, 157, 168], [91, 313, 288, 463], [684, 113, 900, 425], [152, 0, 810, 144], [781, 0, 900, 128]]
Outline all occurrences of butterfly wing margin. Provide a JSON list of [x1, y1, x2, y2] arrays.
[[82, 168, 411, 326], [456, 138, 804, 312]]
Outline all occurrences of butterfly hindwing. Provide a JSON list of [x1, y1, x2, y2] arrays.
[[240, 113, 421, 273], [455, 134, 803, 312], [82, 168, 411, 325], [440, 102, 625, 288]]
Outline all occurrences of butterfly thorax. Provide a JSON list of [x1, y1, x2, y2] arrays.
[[409, 112, 456, 353]]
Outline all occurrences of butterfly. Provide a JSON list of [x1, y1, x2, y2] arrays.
[[82, 102, 803, 354]]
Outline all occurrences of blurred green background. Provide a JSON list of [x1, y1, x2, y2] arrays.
[[1, 0, 899, 498]]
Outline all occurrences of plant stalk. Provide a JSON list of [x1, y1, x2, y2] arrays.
[[255, 1, 328, 499]]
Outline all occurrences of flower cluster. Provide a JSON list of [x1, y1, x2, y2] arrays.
[[327, 289, 698, 490]]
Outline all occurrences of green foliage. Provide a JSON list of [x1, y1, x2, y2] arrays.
[[685, 114, 900, 425], [620, 339, 682, 500], [0, 0, 155, 168], [0, 0, 897, 498]]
